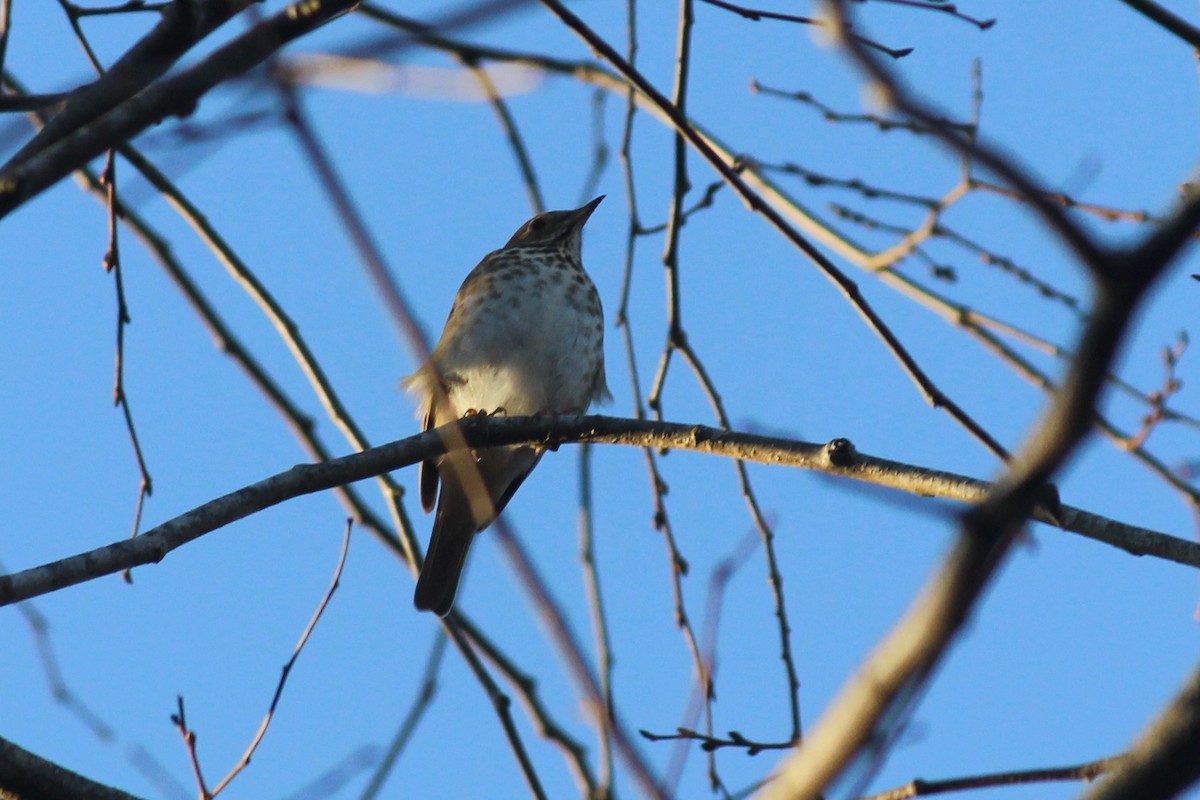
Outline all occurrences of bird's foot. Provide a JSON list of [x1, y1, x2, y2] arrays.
[[462, 407, 508, 417]]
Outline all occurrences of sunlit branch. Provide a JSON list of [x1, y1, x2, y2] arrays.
[[2, 414, 1196, 610]]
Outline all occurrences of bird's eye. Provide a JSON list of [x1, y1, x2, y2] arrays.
[[528, 217, 547, 233]]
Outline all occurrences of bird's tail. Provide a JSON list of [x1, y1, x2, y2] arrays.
[[414, 447, 541, 616], [413, 478, 476, 616]]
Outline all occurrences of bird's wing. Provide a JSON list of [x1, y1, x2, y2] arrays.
[[418, 398, 440, 513]]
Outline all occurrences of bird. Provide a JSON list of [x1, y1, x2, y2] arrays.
[[403, 196, 611, 616]]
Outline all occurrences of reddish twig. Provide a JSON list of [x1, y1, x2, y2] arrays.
[[171, 521, 351, 799], [213, 520, 352, 797], [170, 696, 211, 799]]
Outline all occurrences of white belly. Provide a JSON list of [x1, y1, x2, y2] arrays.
[[439, 282, 604, 417]]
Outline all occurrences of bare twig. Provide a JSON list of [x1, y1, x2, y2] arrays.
[[750, 82, 966, 134], [206, 520, 353, 797], [54, 0, 106, 73], [98, 152, 154, 580], [359, 633, 449, 799], [48, 0, 157, 584], [438, 617, 549, 800], [865, 0, 995, 30], [699, 0, 913, 58], [72, 1, 170, 16], [643, 529, 769, 765], [170, 696, 210, 799], [1124, 333, 1188, 450], [491, 518, 667, 798], [642, 727, 791, 756], [578, 442, 617, 799], [861, 753, 1126, 800], [453, 615, 611, 797]]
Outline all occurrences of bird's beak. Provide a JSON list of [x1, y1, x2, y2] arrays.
[[572, 195, 605, 225]]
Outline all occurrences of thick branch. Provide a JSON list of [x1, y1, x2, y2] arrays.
[[0, 415, 1194, 608], [757, 3, 1200, 795], [0, 0, 358, 219], [1117, 0, 1200, 49], [7, 0, 255, 166], [0, 733, 144, 800]]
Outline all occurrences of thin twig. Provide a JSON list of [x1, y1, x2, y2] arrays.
[[865, 0, 995, 30], [54, 0, 105, 73], [359, 633, 449, 799], [438, 617, 549, 800], [170, 697, 210, 799], [465, 58, 544, 213], [578, 442, 617, 799], [208, 520, 353, 796], [73, 1, 170, 15], [750, 82, 966, 133], [643, 528, 766, 766], [491, 518, 667, 799], [538, 0, 1011, 464], [98, 152, 154, 581], [699, 0, 913, 58], [860, 753, 1126, 800], [454, 615, 609, 795]]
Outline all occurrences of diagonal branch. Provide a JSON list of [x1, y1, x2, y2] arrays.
[[1117, 0, 1200, 48], [757, 3, 1200, 796], [7, 0, 255, 165], [818, 0, 1106, 273], [0, 0, 359, 219], [536, 0, 1010, 462], [1082, 663, 1200, 800], [0, 733, 145, 800]]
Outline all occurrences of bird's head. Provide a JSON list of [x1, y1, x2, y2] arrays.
[[505, 195, 604, 251]]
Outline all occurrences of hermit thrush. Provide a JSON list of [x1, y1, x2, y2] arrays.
[[404, 196, 610, 616]]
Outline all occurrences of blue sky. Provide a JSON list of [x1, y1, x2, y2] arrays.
[[3, 1, 1200, 798]]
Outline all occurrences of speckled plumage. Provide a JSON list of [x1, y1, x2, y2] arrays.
[[404, 197, 610, 616]]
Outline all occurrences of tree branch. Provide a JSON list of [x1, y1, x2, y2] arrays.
[[0, 733, 144, 800], [757, 4, 1200, 795], [0, 0, 359, 219], [1081, 664, 1200, 800], [0, 415, 1195, 608], [7, 0, 255, 166], [1117, 0, 1200, 49]]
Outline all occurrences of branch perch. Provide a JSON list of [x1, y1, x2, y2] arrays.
[[1, 415, 1194, 608]]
